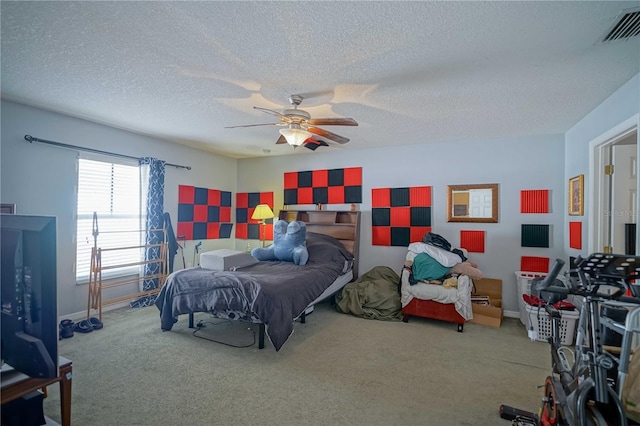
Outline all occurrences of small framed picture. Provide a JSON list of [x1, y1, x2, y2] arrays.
[[0, 203, 16, 214], [568, 174, 584, 216]]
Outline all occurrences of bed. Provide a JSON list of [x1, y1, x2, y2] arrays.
[[155, 210, 361, 350], [399, 242, 475, 331]]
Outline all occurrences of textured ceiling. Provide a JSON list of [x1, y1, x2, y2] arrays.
[[2, 1, 639, 158]]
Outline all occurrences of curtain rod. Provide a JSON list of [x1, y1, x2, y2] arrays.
[[24, 135, 191, 170]]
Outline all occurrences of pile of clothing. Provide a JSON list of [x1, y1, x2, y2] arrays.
[[405, 232, 483, 286], [400, 232, 482, 321], [335, 232, 483, 322], [335, 266, 403, 321]]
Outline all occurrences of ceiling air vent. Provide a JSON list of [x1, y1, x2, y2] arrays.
[[602, 7, 640, 43]]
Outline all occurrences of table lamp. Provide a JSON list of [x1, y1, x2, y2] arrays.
[[251, 204, 274, 247]]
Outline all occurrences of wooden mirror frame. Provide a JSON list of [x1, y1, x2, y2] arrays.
[[447, 183, 499, 223]]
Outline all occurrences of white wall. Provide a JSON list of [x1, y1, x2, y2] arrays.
[[1, 100, 238, 316], [238, 134, 566, 314], [564, 73, 640, 257]]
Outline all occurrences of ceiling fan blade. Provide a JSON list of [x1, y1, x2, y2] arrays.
[[304, 139, 330, 151], [295, 89, 334, 100], [225, 122, 282, 129], [308, 117, 358, 126], [275, 134, 287, 144], [307, 126, 350, 144], [254, 106, 290, 122]]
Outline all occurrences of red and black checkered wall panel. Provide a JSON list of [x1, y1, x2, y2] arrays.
[[176, 185, 232, 240], [235, 192, 274, 240], [283, 167, 362, 205], [371, 186, 432, 246]]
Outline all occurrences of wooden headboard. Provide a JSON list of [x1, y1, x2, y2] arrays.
[[278, 209, 361, 278]]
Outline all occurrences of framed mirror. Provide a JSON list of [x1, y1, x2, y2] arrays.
[[447, 183, 499, 223]]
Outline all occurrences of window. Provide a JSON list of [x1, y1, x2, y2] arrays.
[[75, 158, 142, 282]]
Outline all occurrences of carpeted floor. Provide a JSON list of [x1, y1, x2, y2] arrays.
[[43, 301, 550, 425]]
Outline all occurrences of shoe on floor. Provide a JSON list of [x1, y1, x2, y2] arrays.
[[74, 319, 93, 333], [59, 319, 74, 339], [87, 316, 103, 330]]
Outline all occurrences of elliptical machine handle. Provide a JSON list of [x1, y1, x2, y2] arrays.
[[535, 258, 565, 292]]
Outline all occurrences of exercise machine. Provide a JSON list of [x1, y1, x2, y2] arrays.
[[500, 253, 640, 425]]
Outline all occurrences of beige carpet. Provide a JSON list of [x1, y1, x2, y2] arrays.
[[43, 301, 550, 425]]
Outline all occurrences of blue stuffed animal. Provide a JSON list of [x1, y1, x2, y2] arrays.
[[251, 219, 309, 265]]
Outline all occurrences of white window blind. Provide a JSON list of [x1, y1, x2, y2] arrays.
[[76, 158, 142, 282]]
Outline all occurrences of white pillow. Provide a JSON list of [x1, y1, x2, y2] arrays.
[[406, 242, 463, 267]]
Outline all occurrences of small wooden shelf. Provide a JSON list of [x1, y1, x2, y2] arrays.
[[1, 357, 72, 426], [306, 211, 337, 223], [279, 209, 361, 278]]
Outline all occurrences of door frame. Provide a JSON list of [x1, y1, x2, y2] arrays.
[[588, 114, 639, 254]]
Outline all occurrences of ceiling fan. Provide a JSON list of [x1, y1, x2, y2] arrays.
[[225, 94, 358, 150]]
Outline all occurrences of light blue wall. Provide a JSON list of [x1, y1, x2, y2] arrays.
[[5, 69, 639, 319], [17, 82, 639, 316], [564, 73, 640, 257], [1, 100, 238, 316], [238, 134, 566, 313]]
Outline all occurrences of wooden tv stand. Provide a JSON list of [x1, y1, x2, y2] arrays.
[[1, 356, 72, 426]]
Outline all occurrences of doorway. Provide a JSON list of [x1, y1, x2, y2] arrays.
[[589, 115, 639, 255]]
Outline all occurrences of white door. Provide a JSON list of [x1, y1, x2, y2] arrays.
[[468, 189, 493, 218], [611, 143, 637, 254], [589, 116, 639, 255]]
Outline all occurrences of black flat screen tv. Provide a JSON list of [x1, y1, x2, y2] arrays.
[[1, 214, 58, 378]]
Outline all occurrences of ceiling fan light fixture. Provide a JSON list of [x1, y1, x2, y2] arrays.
[[229, 94, 356, 151], [279, 127, 311, 146]]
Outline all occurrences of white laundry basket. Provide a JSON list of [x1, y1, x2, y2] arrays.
[[515, 271, 548, 325], [523, 304, 579, 345]]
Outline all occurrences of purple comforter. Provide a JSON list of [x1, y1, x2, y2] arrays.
[[155, 232, 353, 350]]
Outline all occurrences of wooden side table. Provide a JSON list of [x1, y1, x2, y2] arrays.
[[1, 356, 72, 426]]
